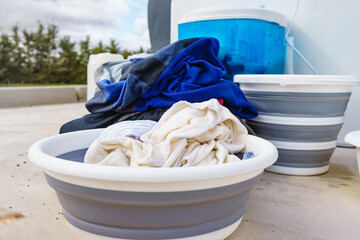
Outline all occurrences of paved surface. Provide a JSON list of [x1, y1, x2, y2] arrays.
[[0, 103, 359, 240]]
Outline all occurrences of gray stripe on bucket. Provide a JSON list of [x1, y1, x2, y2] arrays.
[[244, 91, 351, 117], [63, 207, 243, 240], [246, 121, 343, 142], [45, 173, 262, 239], [274, 148, 335, 168]]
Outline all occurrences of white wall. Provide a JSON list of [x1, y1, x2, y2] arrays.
[[171, 0, 360, 145]]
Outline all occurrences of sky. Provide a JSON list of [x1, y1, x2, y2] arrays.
[[0, 0, 150, 51]]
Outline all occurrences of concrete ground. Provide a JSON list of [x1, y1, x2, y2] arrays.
[[0, 103, 359, 240]]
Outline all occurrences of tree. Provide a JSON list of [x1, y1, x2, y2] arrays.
[[91, 41, 105, 55], [8, 26, 27, 84], [78, 36, 91, 84], [0, 23, 150, 85], [106, 39, 120, 53], [121, 49, 132, 59], [56, 36, 81, 84], [22, 23, 58, 84], [0, 33, 13, 84]]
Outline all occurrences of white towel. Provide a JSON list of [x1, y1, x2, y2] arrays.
[[99, 120, 157, 140], [84, 99, 248, 167], [84, 120, 156, 166]]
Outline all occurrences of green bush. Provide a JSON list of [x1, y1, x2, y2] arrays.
[[0, 23, 148, 85]]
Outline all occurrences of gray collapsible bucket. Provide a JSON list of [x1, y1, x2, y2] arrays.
[[28, 129, 278, 239], [235, 74, 360, 175]]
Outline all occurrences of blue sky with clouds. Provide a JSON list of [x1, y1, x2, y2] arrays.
[[0, 0, 150, 51]]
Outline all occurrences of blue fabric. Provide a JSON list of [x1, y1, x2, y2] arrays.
[[86, 37, 257, 119], [59, 108, 169, 134]]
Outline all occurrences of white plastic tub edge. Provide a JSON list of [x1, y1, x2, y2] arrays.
[[178, 7, 287, 27], [344, 130, 360, 174], [29, 129, 278, 192], [251, 115, 344, 126], [234, 74, 360, 93], [266, 164, 330, 176], [67, 218, 243, 240]]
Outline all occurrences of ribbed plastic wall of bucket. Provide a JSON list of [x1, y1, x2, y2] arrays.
[[28, 129, 278, 239], [235, 74, 360, 176]]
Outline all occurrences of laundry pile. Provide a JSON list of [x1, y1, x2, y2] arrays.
[[85, 99, 248, 167], [60, 37, 258, 167]]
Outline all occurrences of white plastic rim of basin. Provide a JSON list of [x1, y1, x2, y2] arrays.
[[67, 218, 243, 240], [269, 140, 337, 151], [179, 6, 287, 27], [266, 164, 330, 176], [344, 130, 360, 174], [345, 130, 360, 147], [234, 74, 360, 93], [251, 115, 344, 126], [28, 129, 278, 192]]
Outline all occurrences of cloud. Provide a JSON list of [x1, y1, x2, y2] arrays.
[[120, 10, 151, 50], [0, 0, 150, 51]]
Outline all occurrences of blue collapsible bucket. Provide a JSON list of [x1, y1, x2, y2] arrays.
[[178, 7, 287, 79]]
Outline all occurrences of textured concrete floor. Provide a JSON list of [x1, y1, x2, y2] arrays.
[[0, 103, 359, 240]]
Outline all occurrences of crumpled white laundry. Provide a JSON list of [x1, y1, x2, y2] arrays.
[[99, 120, 157, 140], [84, 99, 248, 167], [84, 120, 156, 166]]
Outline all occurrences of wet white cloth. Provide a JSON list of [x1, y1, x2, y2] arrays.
[[84, 120, 156, 166], [84, 99, 248, 167], [99, 120, 157, 140]]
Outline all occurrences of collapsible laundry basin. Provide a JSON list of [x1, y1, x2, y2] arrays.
[[178, 7, 287, 79], [235, 74, 360, 176], [28, 129, 278, 240], [345, 130, 360, 174]]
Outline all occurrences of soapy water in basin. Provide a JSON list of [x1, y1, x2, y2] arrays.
[[57, 149, 88, 163]]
